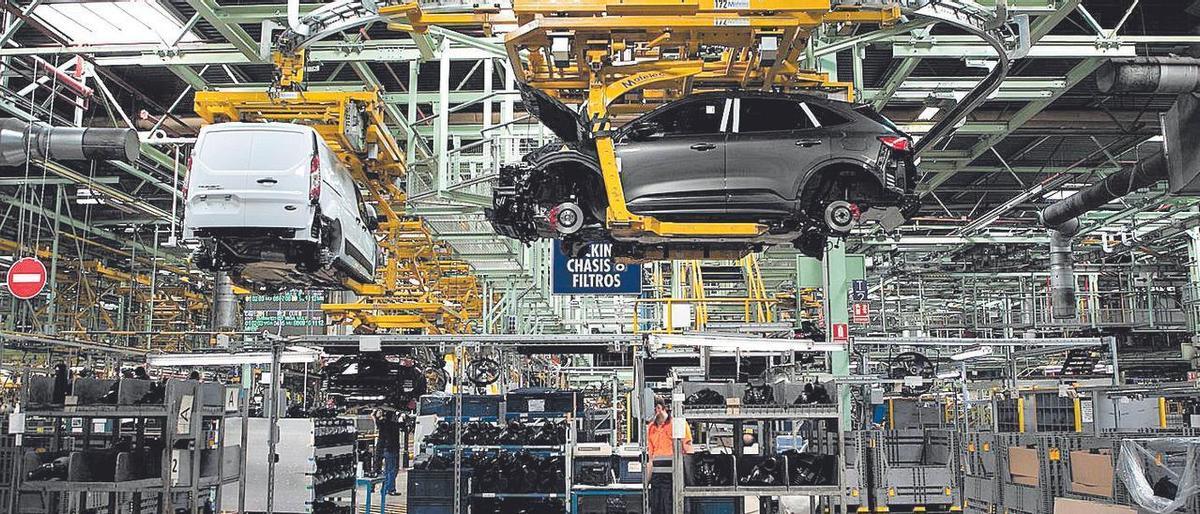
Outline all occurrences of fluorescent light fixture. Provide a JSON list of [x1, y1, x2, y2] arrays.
[[650, 333, 844, 353], [917, 106, 940, 121], [936, 370, 961, 379], [147, 346, 323, 366], [33, 1, 200, 45], [1044, 190, 1078, 201], [950, 345, 994, 361], [1147, 135, 1164, 143]]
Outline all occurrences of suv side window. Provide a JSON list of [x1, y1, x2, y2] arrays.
[[807, 103, 850, 126], [739, 98, 814, 132], [649, 98, 726, 136]]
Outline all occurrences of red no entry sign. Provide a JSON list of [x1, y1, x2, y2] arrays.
[[6, 257, 47, 300]]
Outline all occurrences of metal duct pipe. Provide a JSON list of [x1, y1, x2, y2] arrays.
[[1048, 220, 1079, 320], [1096, 57, 1200, 94], [287, 0, 310, 35], [212, 272, 239, 331], [1040, 151, 1168, 228], [0, 118, 138, 166]]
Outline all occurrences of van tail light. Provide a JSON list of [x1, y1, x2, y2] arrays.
[[879, 136, 911, 153], [182, 155, 192, 198], [309, 153, 320, 204]]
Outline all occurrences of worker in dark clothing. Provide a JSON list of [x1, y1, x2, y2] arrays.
[[373, 409, 403, 496]]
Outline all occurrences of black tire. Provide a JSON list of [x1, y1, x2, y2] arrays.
[[321, 219, 343, 268], [799, 166, 877, 232]]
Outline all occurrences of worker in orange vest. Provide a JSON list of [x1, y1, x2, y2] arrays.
[[647, 396, 693, 514]]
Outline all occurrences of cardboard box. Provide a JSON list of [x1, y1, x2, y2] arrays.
[[1008, 446, 1039, 486], [1054, 497, 1136, 514], [1069, 450, 1114, 497], [725, 397, 741, 415]]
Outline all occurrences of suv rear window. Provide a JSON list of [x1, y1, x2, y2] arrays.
[[853, 105, 903, 134], [198, 129, 310, 172], [808, 104, 850, 127]]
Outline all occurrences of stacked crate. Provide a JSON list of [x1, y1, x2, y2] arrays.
[[961, 432, 1001, 514], [874, 429, 959, 509]]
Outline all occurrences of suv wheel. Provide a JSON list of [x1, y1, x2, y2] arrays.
[[549, 202, 584, 235], [824, 201, 855, 234]]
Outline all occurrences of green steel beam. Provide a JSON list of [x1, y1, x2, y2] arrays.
[[428, 26, 507, 58], [0, 192, 186, 266], [922, 58, 1104, 191], [870, 57, 920, 111], [1031, 0, 1082, 42], [889, 35, 1138, 58], [65, 40, 503, 66], [863, 77, 1070, 103], [215, 3, 320, 23], [183, 0, 261, 62], [167, 65, 210, 91], [823, 242, 859, 428], [811, 19, 933, 59]]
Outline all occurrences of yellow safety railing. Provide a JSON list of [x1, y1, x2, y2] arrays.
[[631, 297, 779, 334]]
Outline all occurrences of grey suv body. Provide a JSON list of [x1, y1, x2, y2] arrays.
[[488, 86, 919, 259]]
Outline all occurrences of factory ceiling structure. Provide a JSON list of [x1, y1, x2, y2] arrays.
[[0, 0, 1195, 337]]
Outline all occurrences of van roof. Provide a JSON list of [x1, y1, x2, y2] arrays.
[[201, 122, 316, 134]]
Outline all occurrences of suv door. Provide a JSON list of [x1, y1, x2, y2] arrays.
[[614, 96, 731, 218], [725, 97, 831, 219]]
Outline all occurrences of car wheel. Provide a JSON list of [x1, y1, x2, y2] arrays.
[[549, 202, 584, 235], [824, 201, 855, 234]]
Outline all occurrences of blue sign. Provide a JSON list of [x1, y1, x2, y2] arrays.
[[551, 243, 642, 295]]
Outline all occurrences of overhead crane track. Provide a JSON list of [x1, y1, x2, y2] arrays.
[[906, 0, 1027, 155]]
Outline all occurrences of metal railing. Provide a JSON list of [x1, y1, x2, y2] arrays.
[[631, 297, 780, 334]]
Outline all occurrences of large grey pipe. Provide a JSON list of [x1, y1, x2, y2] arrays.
[[1041, 152, 1168, 320], [1097, 57, 1200, 94], [0, 118, 139, 166], [1041, 151, 1168, 228], [212, 272, 239, 332], [1048, 220, 1078, 320]]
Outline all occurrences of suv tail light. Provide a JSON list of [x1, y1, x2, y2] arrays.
[[879, 136, 911, 153], [309, 153, 320, 204], [182, 155, 192, 198]]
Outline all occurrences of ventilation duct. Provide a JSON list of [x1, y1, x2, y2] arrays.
[[1041, 151, 1168, 228], [1048, 220, 1078, 320], [1039, 57, 1196, 320], [0, 119, 138, 166], [1097, 58, 1200, 94], [212, 272, 239, 332]]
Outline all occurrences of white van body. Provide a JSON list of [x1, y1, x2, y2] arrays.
[[183, 122, 377, 286]]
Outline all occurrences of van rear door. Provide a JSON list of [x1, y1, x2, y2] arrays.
[[190, 126, 314, 228]]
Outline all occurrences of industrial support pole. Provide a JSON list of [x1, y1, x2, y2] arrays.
[[265, 342, 283, 514], [823, 240, 858, 426], [238, 363, 251, 514], [45, 186, 61, 334]]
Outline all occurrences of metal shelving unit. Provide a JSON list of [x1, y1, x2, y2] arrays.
[[668, 394, 846, 514], [17, 378, 240, 514]]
